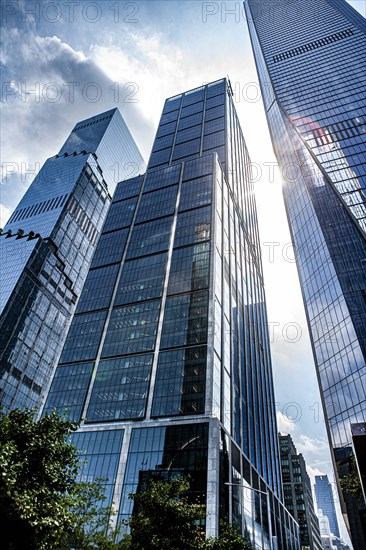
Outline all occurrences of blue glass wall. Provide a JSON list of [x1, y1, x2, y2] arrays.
[[245, 1, 366, 546], [314, 475, 340, 538], [0, 109, 145, 412], [43, 80, 299, 548]]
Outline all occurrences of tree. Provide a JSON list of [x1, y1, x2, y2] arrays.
[[60, 479, 125, 550], [340, 453, 363, 500], [205, 521, 252, 549], [0, 408, 80, 549], [0, 408, 124, 549], [126, 477, 251, 550], [128, 477, 204, 549]]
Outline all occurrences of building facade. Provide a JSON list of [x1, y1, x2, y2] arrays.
[[0, 109, 144, 412], [43, 79, 300, 547], [244, 1, 366, 546], [315, 475, 340, 539], [279, 434, 322, 549]]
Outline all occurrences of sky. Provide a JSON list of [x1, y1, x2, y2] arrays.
[[1, 0, 365, 544]]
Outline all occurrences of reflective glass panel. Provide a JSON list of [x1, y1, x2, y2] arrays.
[[115, 253, 167, 306], [151, 346, 206, 417], [59, 311, 106, 363], [101, 300, 160, 357], [126, 217, 173, 259], [168, 243, 210, 295], [87, 354, 153, 421], [160, 291, 208, 349], [76, 264, 119, 313]]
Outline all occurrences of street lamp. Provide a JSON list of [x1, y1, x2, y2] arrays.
[[224, 482, 276, 550]]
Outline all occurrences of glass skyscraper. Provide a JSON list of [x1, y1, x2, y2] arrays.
[[315, 475, 340, 539], [43, 79, 300, 548], [0, 109, 144, 412], [244, 0, 366, 546]]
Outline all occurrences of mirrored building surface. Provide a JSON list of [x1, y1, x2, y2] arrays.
[[0, 109, 145, 412], [315, 475, 340, 539], [44, 79, 300, 548], [244, 1, 366, 546]]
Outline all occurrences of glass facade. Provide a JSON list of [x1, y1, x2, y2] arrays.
[[0, 109, 145, 412], [245, 1, 366, 546], [314, 475, 340, 539], [43, 79, 299, 547]]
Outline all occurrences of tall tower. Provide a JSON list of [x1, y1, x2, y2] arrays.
[[315, 475, 340, 539], [244, 1, 366, 546], [0, 109, 144, 412], [43, 79, 300, 548], [279, 434, 322, 549]]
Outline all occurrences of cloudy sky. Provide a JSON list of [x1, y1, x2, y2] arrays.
[[1, 0, 365, 543]]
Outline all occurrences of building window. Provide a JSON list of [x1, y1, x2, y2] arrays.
[[102, 300, 160, 358], [151, 346, 206, 417], [87, 354, 153, 421], [160, 291, 209, 349], [115, 253, 168, 306]]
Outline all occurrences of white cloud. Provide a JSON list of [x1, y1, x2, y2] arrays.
[[277, 410, 298, 434], [296, 434, 329, 456], [1, 27, 150, 211], [0, 204, 13, 228], [306, 464, 325, 486]]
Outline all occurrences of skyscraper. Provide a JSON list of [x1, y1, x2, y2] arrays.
[[279, 434, 322, 549], [43, 78, 300, 547], [0, 109, 144, 412], [315, 475, 340, 538], [244, 1, 366, 545]]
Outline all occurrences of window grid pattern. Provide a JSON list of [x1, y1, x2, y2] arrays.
[[119, 424, 208, 524], [168, 243, 210, 295], [59, 310, 107, 364], [160, 291, 209, 349], [86, 354, 153, 422], [72, 429, 124, 506], [126, 216, 173, 259], [115, 253, 168, 306], [113, 176, 143, 201], [90, 229, 128, 268], [173, 206, 211, 249], [178, 175, 212, 212], [151, 346, 206, 417], [76, 264, 119, 313], [102, 197, 137, 232], [273, 28, 354, 62], [43, 362, 93, 421], [101, 300, 161, 358], [135, 185, 178, 223]]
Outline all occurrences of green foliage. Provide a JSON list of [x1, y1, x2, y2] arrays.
[[205, 520, 252, 549], [125, 477, 251, 550], [0, 408, 79, 549], [60, 479, 124, 549], [128, 477, 205, 549], [340, 454, 363, 500], [0, 408, 251, 549], [0, 408, 126, 549]]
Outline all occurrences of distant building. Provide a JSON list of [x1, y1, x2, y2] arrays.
[[279, 434, 322, 549], [315, 476, 340, 538], [318, 509, 351, 550], [0, 109, 144, 412]]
